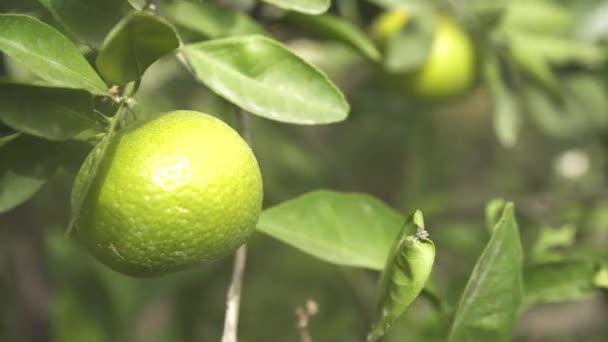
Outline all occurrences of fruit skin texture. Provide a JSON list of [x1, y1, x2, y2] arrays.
[[372, 11, 476, 99], [72, 110, 263, 277]]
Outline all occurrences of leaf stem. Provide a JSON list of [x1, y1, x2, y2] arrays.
[[65, 85, 136, 236], [221, 110, 253, 342]]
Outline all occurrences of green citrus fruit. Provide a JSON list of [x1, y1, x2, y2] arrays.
[[371, 10, 476, 99], [72, 110, 263, 277]]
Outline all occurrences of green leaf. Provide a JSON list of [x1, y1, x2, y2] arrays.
[[336, 0, 362, 24], [565, 74, 608, 129], [96, 12, 180, 84], [485, 198, 506, 233], [522, 84, 588, 138], [67, 107, 125, 235], [256, 190, 404, 269], [507, 32, 559, 92], [38, 0, 130, 47], [531, 224, 577, 263], [162, 0, 266, 39], [483, 55, 521, 148], [523, 260, 596, 309], [260, 0, 330, 14], [285, 12, 380, 61], [534, 36, 605, 66], [501, 0, 572, 34], [128, 0, 146, 10], [365, 0, 425, 9], [0, 135, 62, 213], [522, 77, 608, 139], [0, 14, 107, 95], [182, 35, 349, 124], [384, 8, 436, 73], [0, 82, 103, 141], [448, 203, 523, 342], [492, 87, 521, 149], [368, 211, 435, 342], [462, 0, 509, 30], [0, 132, 21, 148], [508, 32, 605, 84]]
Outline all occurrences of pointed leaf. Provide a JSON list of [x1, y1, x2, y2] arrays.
[[508, 32, 604, 90], [182, 35, 349, 124], [96, 12, 180, 84], [523, 259, 596, 309], [285, 12, 380, 61], [483, 55, 521, 148], [501, 0, 572, 34], [565, 74, 608, 129], [128, 0, 146, 10], [492, 87, 521, 148], [485, 198, 506, 233], [384, 9, 436, 73], [448, 203, 523, 342], [365, 0, 422, 9], [523, 83, 597, 138], [67, 108, 124, 235], [162, 0, 266, 39], [261, 0, 330, 15], [0, 132, 21, 148], [0, 14, 107, 95], [531, 35, 605, 66], [38, 0, 130, 47], [508, 32, 559, 92], [0, 82, 103, 140], [0, 136, 63, 213], [256, 190, 403, 269], [530, 224, 577, 263]]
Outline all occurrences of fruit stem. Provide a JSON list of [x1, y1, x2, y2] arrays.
[[221, 110, 252, 342], [65, 92, 133, 236]]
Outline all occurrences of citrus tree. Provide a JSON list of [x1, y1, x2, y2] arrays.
[[1, 0, 608, 341]]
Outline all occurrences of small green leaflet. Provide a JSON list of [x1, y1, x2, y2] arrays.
[[368, 210, 435, 341]]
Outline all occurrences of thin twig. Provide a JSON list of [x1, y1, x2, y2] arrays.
[[295, 299, 319, 342], [221, 244, 247, 342], [238, 109, 253, 145], [221, 110, 253, 342], [65, 87, 135, 236]]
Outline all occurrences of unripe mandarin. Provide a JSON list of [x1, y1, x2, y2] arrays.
[[72, 111, 263, 277], [371, 11, 476, 98]]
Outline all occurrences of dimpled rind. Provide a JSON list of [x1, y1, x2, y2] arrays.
[[72, 111, 263, 277]]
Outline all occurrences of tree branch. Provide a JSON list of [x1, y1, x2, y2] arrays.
[[221, 245, 247, 342], [221, 110, 253, 342], [295, 299, 319, 342]]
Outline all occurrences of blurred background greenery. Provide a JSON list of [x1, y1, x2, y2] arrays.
[[1, 0, 608, 341]]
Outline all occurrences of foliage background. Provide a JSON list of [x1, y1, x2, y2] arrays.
[[1, 0, 608, 341]]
